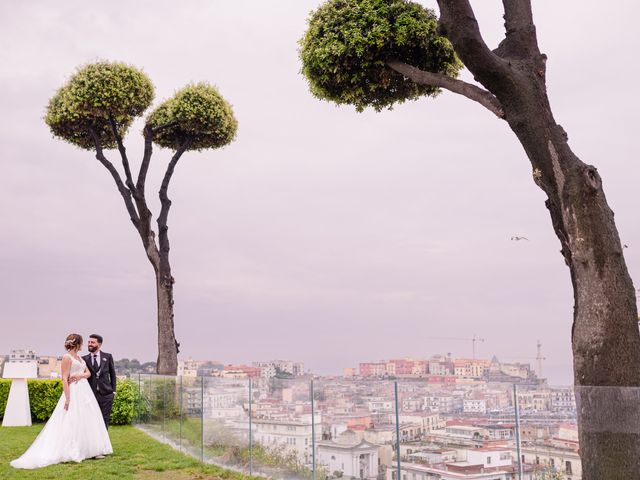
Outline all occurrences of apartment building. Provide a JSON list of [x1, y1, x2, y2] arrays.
[[463, 398, 487, 414], [388, 448, 533, 480], [37, 355, 62, 378], [253, 414, 322, 464], [317, 437, 380, 480]]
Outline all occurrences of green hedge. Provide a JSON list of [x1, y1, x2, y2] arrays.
[[29, 379, 63, 421], [0, 380, 10, 419], [0, 378, 137, 424]]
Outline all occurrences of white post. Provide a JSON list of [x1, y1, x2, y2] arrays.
[[3, 379, 32, 426], [2, 362, 38, 427]]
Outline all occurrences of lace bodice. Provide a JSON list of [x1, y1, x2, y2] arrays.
[[65, 354, 86, 375]]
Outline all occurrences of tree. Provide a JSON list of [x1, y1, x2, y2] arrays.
[[46, 62, 238, 374], [299, 1, 639, 478]]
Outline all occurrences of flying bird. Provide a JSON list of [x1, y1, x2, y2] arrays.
[[511, 236, 529, 241]]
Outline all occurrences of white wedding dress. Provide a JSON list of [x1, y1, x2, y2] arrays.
[[11, 354, 113, 469]]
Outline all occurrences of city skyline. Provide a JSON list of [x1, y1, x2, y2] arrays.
[[1, 0, 639, 387]]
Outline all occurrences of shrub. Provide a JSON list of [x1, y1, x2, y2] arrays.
[[0, 379, 138, 424], [0, 379, 10, 421], [111, 379, 136, 425]]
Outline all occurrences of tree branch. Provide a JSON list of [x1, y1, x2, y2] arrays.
[[152, 121, 177, 135], [387, 60, 504, 118], [89, 129, 140, 229], [435, 0, 509, 88], [495, 0, 540, 59], [157, 139, 193, 272], [108, 116, 136, 194], [137, 121, 179, 202]]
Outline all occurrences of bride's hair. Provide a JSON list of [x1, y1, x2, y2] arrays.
[[64, 333, 83, 351]]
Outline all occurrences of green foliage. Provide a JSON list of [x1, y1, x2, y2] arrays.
[[535, 470, 566, 480], [0, 379, 137, 424], [45, 61, 155, 150], [147, 82, 238, 151], [299, 0, 462, 111], [110, 379, 136, 425], [28, 379, 63, 422], [0, 380, 10, 421]]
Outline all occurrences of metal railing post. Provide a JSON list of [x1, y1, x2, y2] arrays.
[[162, 375, 167, 440], [249, 378, 253, 476], [179, 375, 183, 452], [513, 384, 524, 479], [136, 373, 141, 424], [201, 376, 205, 462], [311, 379, 316, 480], [394, 381, 401, 480]]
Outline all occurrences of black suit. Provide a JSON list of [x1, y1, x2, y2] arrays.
[[83, 351, 117, 428]]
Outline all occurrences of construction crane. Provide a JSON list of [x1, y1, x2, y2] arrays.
[[430, 334, 485, 359], [502, 340, 546, 378]]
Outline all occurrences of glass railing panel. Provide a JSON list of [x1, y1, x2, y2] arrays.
[[201, 376, 251, 472], [137, 374, 168, 440], [179, 375, 204, 460], [245, 376, 316, 479], [313, 377, 397, 480], [514, 383, 579, 480], [131, 375, 640, 480], [133, 373, 149, 426], [154, 375, 181, 450]]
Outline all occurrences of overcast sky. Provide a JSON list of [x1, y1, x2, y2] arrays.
[[0, 1, 638, 385]]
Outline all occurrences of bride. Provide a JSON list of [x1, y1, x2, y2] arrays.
[[11, 333, 113, 469]]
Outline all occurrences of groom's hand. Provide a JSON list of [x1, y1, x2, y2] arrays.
[[69, 375, 81, 383]]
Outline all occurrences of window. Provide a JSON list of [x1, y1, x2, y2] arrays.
[[486, 456, 491, 464], [566, 461, 572, 475]]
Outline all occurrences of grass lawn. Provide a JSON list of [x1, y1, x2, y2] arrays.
[[0, 424, 254, 479]]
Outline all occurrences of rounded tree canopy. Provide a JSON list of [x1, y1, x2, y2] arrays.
[[146, 83, 238, 151], [45, 61, 155, 150], [299, 0, 462, 111]]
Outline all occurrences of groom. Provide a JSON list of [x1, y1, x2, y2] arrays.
[[83, 334, 117, 428]]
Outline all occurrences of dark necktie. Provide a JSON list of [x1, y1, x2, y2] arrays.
[[93, 354, 98, 371]]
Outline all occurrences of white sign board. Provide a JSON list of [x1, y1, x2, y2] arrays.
[[3, 362, 38, 379]]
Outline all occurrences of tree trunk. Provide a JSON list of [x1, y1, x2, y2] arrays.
[[433, 3, 640, 474], [155, 267, 179, 375], [141, 234, 179, 375], [494, 63, 640, 480]]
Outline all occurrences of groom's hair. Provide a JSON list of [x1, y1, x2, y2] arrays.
[[89, 334, 103, 344]]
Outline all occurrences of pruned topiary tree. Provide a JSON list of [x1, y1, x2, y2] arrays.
[[300, 0, 639, 477], [46, 61, 238, 374]]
